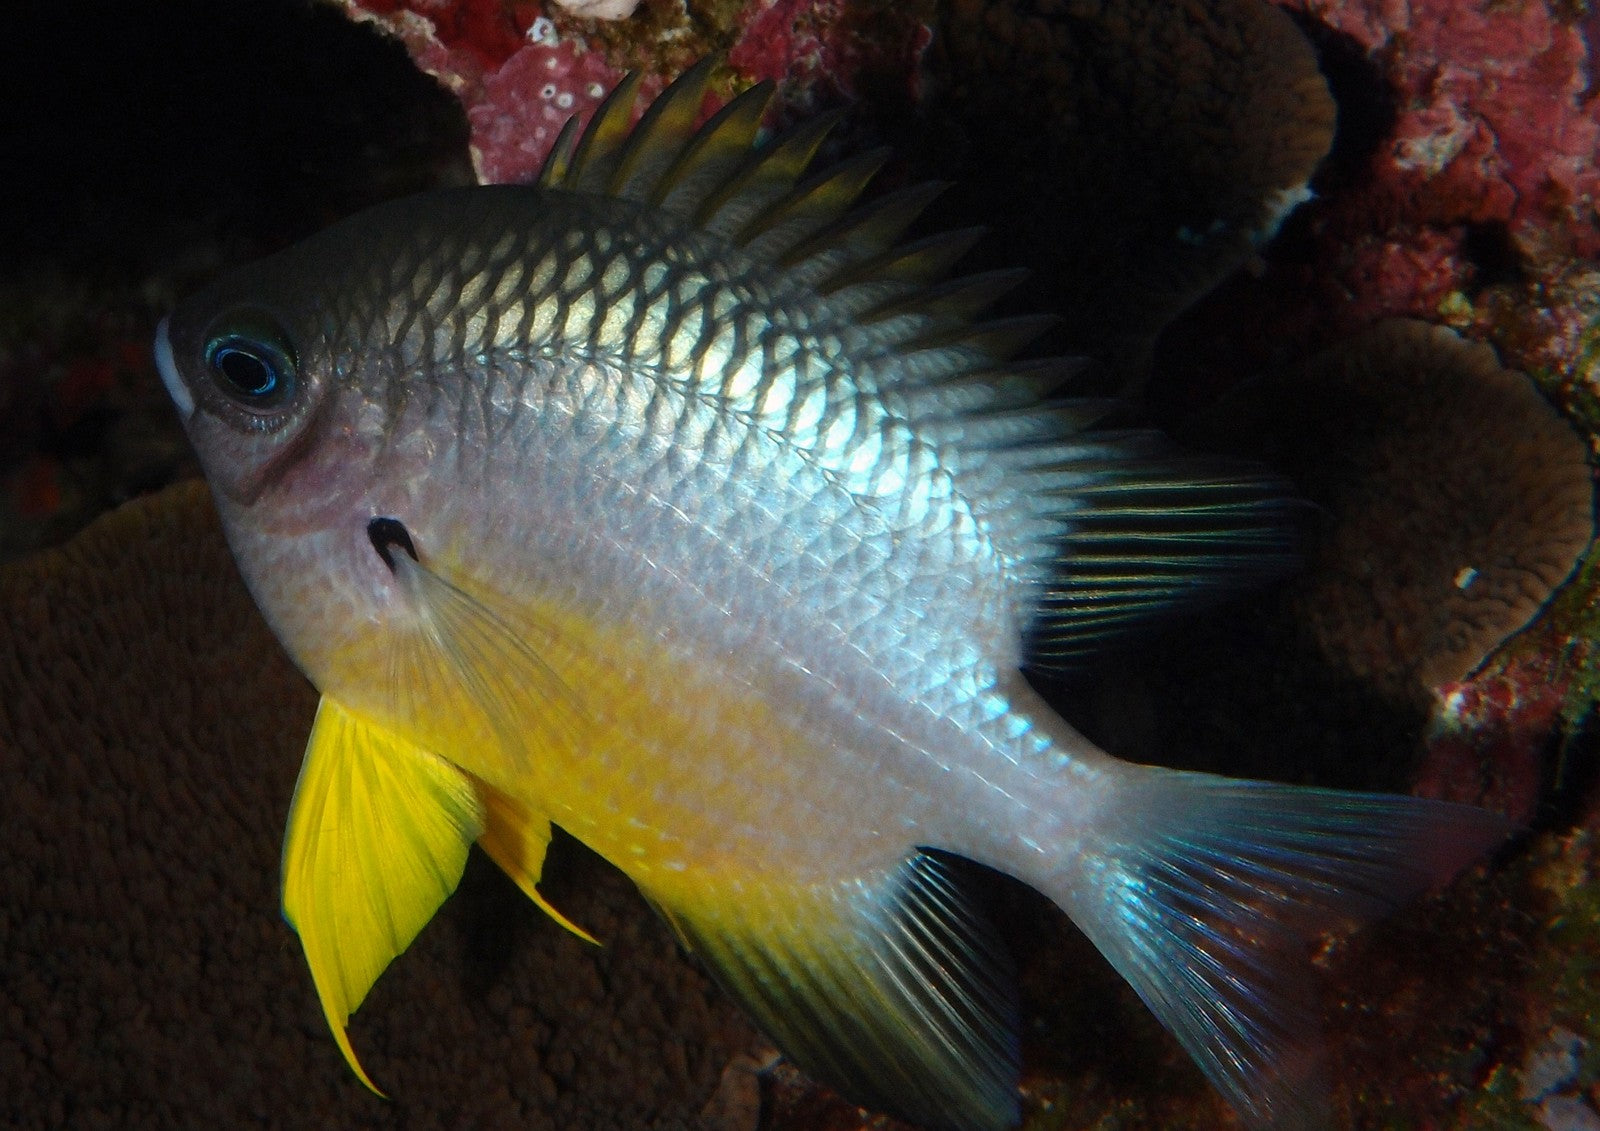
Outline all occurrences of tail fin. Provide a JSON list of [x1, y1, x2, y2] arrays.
[[1050, 766, 1511, 1129]]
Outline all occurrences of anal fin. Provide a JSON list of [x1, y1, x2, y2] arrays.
[[646, 853, 1020, 1131], [280, 696, 486, 1093]]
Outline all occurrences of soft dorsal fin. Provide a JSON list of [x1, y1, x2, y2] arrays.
[[1014, 436, 1299, 670]]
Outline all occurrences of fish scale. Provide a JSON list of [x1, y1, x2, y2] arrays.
[[156, 61, 1511, 1131]]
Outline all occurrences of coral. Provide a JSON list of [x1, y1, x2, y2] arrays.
[[335, 1, 631, 184], [0, 483, 765, 1129], [550, 0, 642, 19], [1264, 0, 1600, 385], [471, 39, 630, 184], [924, 0, 1336, 369], [336, 0, 935, 185], [1189, 320, 1594, 700], [1276, 0, 1598, 252], [725, 0, 935, 111]]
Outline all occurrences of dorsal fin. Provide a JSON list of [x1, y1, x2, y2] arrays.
[[606, 57, 717, 201], [651, 80, 774, 214], [734, 148, 891, 263], [694, 110, 843, 236], [536, 113, 585, 189], [561, 70, 644, 193], [782, 181, 950, 289], [533, 65, 1300, 668], [1016, 436, 1299, 671]]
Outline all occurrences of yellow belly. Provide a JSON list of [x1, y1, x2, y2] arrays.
[[325, 568, 872, 906]]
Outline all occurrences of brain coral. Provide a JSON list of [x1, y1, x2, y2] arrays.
[[925, 0, 1336, 369], [1201, 319, 1595, 697]]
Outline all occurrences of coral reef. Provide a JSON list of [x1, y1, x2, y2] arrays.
[[551, 0, 643, 19], [1261, 0, 1600, 390], [3, 0, 1597, 1127], [335, 0, 935, 185], [1188, 319, 1594, 700]]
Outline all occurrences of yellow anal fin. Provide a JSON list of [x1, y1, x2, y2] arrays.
[[281, 696, 486, 1094], [475, 781, 598, 946], [645, 853, 1021, 1131]]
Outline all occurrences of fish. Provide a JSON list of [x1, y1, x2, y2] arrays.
[[154, 61, 1510, 1131]]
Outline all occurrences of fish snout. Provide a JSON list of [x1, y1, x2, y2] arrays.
[[153, 316, 196, 421]]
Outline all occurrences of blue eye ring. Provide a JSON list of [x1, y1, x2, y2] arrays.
[[203, 310, 298, 409]]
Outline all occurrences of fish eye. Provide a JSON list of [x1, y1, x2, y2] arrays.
[[203, 309, 298, 409]]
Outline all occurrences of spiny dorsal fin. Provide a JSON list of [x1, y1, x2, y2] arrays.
[[847, 228, 991, 296], [534, 66, 1300, 667], [537, 113, 584, 189], [734, 148, 891, 263], [607, 57, 717, 201], [781, 180, 951, 290], [562, 70, 644, 193], [858, 267, 1027, 328], [692, 109, 843, 236], [651, 79, 775, 214], [645, 853, 1020, 1131], [822, 230, 993, 323], [903, 313, 1057, 363], [538, 66, 1000, 348]]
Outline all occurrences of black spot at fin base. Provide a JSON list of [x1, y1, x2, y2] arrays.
[[367, 516, 416, 572]]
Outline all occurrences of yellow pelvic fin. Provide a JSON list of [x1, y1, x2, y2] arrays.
[[475, 780, 599, 946], [280, 696, 485, 1095], [643, 853, 1022, 1131]]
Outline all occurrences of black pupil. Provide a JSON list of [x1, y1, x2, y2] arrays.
[[212, 342, 279, 398]]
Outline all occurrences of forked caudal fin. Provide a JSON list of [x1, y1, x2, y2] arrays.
[[1043, 765, 1512, 1129]]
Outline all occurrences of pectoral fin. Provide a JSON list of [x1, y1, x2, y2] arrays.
[[281, 696, 486, 1093], [386, 546, 585, 800]]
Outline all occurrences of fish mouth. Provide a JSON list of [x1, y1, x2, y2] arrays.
[[153, 317, 195, 421]]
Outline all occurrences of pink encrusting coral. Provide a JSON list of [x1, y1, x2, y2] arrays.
[[335, 1, 630, 184], [1269, 0, 1600, 379], [470, 40, 632, 183], [726, 0, 934, 110], [336, 0, 933, 186]]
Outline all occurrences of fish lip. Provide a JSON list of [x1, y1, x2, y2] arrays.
[[153, 316, 195, 421]]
